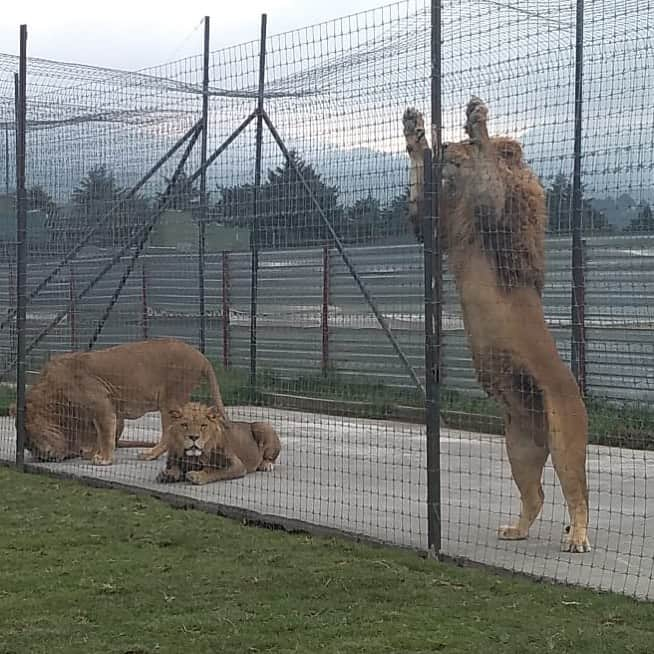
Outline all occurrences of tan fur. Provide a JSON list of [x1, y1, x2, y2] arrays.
[[18, 338, 228, 466], [403, 98, 590, 553], [156, 402, 281, 485]]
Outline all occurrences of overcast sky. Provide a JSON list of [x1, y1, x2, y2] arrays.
[[0, 0, 387, 70]]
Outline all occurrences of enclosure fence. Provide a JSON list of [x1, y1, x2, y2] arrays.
[[1, 0, 653, 601]]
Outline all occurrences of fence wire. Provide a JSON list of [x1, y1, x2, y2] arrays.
[[0, 0, 652, 602]]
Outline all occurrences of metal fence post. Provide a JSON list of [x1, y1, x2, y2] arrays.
[[198, 16, 210, 354], [15, 26, 28, 470], [321, 243, 330, 373], [222, 251, 231, 368], [571, 0, 586, 395], [141, 259, 149, 340], [4, 123, 9, 195], [69, 265, 78, 350], [250, 13, 267, 394], [425, 0, 442, 555]]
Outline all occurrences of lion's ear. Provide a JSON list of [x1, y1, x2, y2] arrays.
[[206, 405, 220, 421], [168, 408, 182, 419]]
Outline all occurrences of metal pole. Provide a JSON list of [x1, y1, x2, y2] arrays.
[[250, 13, 267, 393], [4, 123, 9, 195], [198, 16, 210, 353], [321, 243, 330, 373], [141, 260, 149, 340], [571, 0, 586, 395], [222, 251, 231, 368], [15, 26, 27, 469], [424, 0, 442, 555], [69, 266, 77, 350]]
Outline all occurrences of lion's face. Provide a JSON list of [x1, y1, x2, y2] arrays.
[[167, 402, 224, 459], [441, 137, 523, 205]]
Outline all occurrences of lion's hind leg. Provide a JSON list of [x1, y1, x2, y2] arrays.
[[498, 411, 549, 541], [251, 422, 281, 472], [545, 393, 590, 553]]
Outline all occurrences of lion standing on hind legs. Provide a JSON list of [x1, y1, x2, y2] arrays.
[[403, 97, 590, 553]]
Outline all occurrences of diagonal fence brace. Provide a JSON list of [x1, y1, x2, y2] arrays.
[[261, 108, 425, 398], [0, 119, 203, 332]]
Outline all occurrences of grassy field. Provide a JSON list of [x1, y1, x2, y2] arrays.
[[0, 468, 652, 654], [201, 366, 654, 450]]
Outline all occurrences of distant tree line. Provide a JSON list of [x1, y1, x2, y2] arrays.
[[545, 172, 653, 234], [17, 153, 410, 251], [11, 158, 654, 253]]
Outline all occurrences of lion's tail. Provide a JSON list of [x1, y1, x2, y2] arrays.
[[204, 359, 228, 422]]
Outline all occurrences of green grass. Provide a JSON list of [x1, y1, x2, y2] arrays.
[[0, 468, 652, 654], [202, 366, 654, 451]]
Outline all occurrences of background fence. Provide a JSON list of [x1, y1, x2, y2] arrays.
[[1, 0, 654, 601], [1, 235, 653, 402]]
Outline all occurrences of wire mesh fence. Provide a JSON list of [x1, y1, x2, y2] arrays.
[[1, 0, 653, 601]]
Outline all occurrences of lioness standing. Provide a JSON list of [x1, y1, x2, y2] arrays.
[[20, 338, 228, 466]]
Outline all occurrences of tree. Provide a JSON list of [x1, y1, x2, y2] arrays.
[[71, 165, 148, 247], [627, 201, 654, 232], [545, 173, 609, 234], [213, 151, 342, 248], [214, 182, 254, 228], [346, 195, 382, 243], [380, 189, 411, 242], [157, 171, 201, 211], [259, 150, 340, 247], [546, 173, 572, 233], [26, 186, 61, 250]]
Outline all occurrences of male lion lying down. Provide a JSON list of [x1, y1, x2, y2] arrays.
[[403, 98, 590, 553], [156, 402, 282, 485], [17, 338, 228, 466]]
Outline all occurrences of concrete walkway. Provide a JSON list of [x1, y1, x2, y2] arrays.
[[1, 406, 652, 600]]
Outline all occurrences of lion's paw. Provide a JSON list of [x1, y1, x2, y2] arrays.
[[91, 453, 113, 466], [497, 524, 528, 541], [258, 460, 275, 472], [156, 470, 178, 483], [138, 449, 159, 461], [563, 526, 591, 553], [402, 107, 425, 145], [186, 471, 208, 485], [464, 96, 488, 139]]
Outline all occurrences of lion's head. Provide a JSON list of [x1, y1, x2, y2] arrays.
[[166, 402, 225, 460], [10, 397, 69, 461], [441, 137, 523, 204]]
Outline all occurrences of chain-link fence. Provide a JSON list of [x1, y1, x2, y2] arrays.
[[1, 0, 653, 601]]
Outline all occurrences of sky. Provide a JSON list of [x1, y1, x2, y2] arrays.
[[0, 0, 389, 70]]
